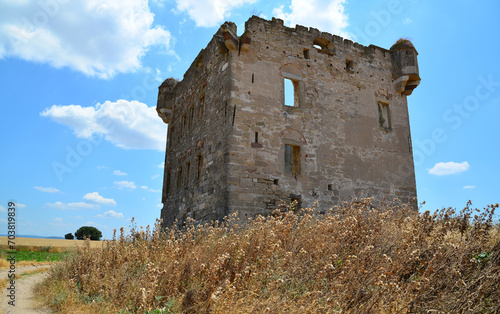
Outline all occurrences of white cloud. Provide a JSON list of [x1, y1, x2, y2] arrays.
[[175, 0, 256, 27], [0, 206, 5, 213], [151, 174, 161, 179], [114, 181, 137, 189], [113, 170, 128, 176], [141, 185, 161, 192], [428, 161, 470, 176], [16, 203, 27, 209], [97, 165, 108, 170], [403, 18, 413, 25], [463, 185, 476, 189], [0, 1, 171, 79], [273, 0, 350, 38], [83, 192, 117, 206], [41, 100, 166, 150], [158, 162, 165, 168], [46, 201, 99, 210], [96, 210, 124, 219], [34, 186, 60, 193]]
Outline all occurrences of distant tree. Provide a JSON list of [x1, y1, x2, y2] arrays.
[[65, 233, 74, 240], [75, 226, 102, 241]]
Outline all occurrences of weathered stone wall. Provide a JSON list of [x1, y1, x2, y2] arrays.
[[158, 16, 419, 226], [158, 30, 235, 226]]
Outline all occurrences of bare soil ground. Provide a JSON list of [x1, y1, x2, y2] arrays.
[[0, 265, 54, 314]]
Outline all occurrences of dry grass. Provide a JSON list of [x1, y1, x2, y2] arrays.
[[0, 237, 103, 252], [39, 199, 499, 313]]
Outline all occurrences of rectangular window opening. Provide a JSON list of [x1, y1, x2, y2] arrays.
[[328, 184, 333, 191], [198, 94, 205, 120], [346, 60, 354, 73], [189, 106, 194, 128], [182, 114, 187, 135], [168, 126, 174, 148], [378, 102, 391, 130], [273, 179, 279, 185], [290, 194, 302, 210], [165, 170, 171, 195], [197, 155, 203, 179], [284, 144, 300, 176], [252, 73, 254, 83], [255, 132, 259, 143], [303, 48, 310, 59], [177, 166, 183, 189], [284, 78, 297, 107]]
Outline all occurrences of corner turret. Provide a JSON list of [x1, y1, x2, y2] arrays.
[[390, 39, 420, 95], [157, 78, 178, 124]]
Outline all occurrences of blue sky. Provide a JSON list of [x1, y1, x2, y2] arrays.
[[1, 0, 499, 239]]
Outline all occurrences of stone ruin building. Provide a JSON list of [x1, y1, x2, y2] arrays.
[[157, 16, 421, 227]]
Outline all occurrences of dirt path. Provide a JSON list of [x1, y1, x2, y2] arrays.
[[0, 265, 54, 314]]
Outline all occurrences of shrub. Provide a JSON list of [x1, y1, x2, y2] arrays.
[[65, 233, 74, 240], [40, 200, 499, 313], [75, 226, 102, 241]]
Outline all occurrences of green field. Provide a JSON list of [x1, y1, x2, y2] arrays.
[[0, 250, 69, 262]]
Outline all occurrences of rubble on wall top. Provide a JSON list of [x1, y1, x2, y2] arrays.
[[245, 15, 391, 57]]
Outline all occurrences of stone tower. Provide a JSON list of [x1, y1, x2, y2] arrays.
[[157, 16, 420, 227]]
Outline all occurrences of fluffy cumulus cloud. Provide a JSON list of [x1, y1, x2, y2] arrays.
[[40, 100, 166, 150], [34, 186, 60, 193], [0, 0, 171, 78], [273, 0, 350, 38], [46, 201, 99, 210], [96, 210, 124, 219], [83, 192, 117, 206], [114, 181, 137, 189], [428, 161, 470, 176], [175, 0, 256, 27], [463, 185, 476, 189], [113, 170, 128, 176]]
